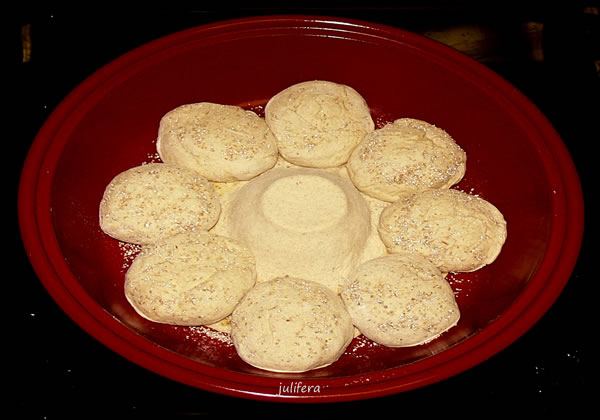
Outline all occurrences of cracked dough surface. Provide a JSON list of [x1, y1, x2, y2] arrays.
[[341, 253, 460, 347], [231, 276, 354, 372], [157, 102, 278, 182], [99, 163, 220, 245], [265, 80, 374, 167], [378, 188, 507, 272], [347, 118, 466, 202], [124, 231, 256, 326]]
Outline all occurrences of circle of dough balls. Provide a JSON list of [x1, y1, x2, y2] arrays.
[[124, 231, 256, 326], [341, 253, 460, 347], [231, 276, 354, 372], [99, 163, 221, 245], [264, 80, 375, 168], [346, 118, 466, 202], [156, 102, 278, 182], [378, 189, 507, 273], [226, 167, 371, 293]]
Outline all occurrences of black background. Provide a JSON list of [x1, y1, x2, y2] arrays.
[[12, 4, 596, 418]]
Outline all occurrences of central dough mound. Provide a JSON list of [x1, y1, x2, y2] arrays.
[[227, 167, 371, 293]]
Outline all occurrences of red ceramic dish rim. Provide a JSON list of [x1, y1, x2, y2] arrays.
[[18, 15, 584, 402]]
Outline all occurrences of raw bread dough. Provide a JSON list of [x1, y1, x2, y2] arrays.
[[124, 231, 256, 326], [378, 188, 507, 272], [347, 118, 466, 202], [231, 276, 354, 372], [265, 80, 374, 168], [225, 167, 372, 293], [157, 102, 278, 182], [99, 163, 220, 245], [341, 253, 460, 347]]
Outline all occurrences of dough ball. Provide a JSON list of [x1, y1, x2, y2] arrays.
[[346, 118, 466, 202], [99, 163, 220, 245], [341, 253, 460, 347], [231, 276, 354, 372], [265, 80, 374, 168], [157, 102, 278, 182], [378, 188, 507, 272], [124, 231, 256, 326]]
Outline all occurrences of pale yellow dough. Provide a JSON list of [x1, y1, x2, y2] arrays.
[[231, 276, 354, 373], [99, 82, 512, 373], [224, 166, 372, 294], [124, 231, 256, 326], [378, 188, 507, 273], [347, 118, 466, 202], [341, 253, 460, 347], [156, 102, 278, 182], [99, 163, 220, 245], [265, 80, 375, 168]]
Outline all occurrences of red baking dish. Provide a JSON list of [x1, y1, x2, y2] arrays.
[[18, 15, 584, 402]]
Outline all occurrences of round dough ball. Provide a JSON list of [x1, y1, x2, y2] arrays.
[[99, 163, 220, 245], [226, 167, 371, 293], [231, 276, 354, 372], [124, 231, 256, 326], [265, 80, 375, 168], [378, 189, 507, 272], [156, 102, 278, 182], [346, 118, 466, 202], [341, 253, 460, 347]]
